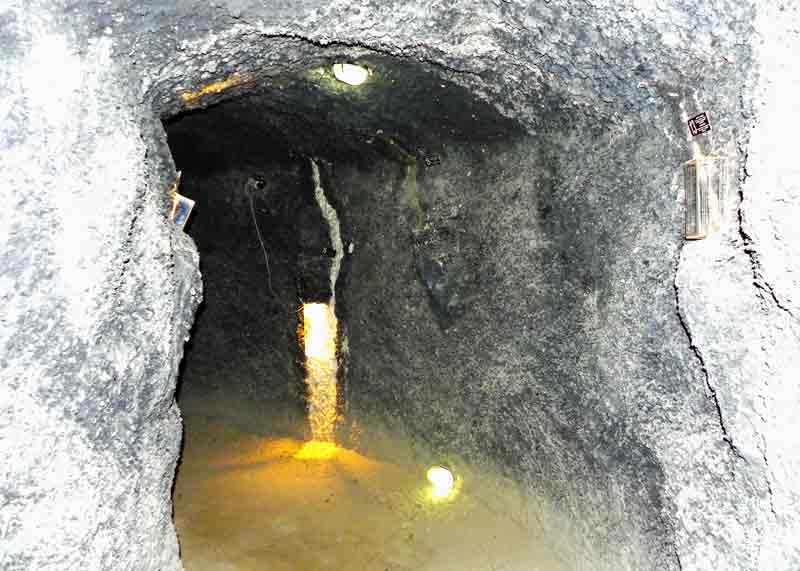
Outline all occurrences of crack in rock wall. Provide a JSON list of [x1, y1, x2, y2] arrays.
[[310, 158, 344, 307], [1, 1, 799, 570], [675, 3, 800, 568]]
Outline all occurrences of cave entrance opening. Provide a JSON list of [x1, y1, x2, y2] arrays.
[[162, 58, 568, 570]]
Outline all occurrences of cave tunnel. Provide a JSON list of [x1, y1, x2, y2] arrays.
[[164, 59, 591, 569], [3, 2, 800, 571]]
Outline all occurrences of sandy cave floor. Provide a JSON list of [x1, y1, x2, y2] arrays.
[[173, 393, 566, 571]]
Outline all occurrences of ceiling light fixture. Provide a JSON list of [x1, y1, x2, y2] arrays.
[[332, 63, 370, 86], [426, 465, 456, 499]]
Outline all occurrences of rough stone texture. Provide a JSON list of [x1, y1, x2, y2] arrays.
[[0, 11, 202, 569], [326, 130, 738, 568], [677, 4, 800, 569], [1, 1, 799, 570], [165, 112, 327, 413]]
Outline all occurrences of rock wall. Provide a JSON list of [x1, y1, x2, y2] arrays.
[[326, 123, 744, 568], [0, 14, 201, 570], [677, 4, 800, 568], [165, 113, 309, 412], [1, 1, 798, 570]]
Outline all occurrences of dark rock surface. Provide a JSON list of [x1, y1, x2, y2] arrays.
[[1, 1, 799, 570], [164, 110, 326, 412], [326, 132, 710, 568]]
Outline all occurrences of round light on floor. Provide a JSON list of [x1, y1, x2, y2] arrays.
[[426, 465, 455, 498], [332, 63, 370, 86]]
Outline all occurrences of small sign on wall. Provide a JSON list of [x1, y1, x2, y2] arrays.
[[171, 194, 196, 230], [688, 112, 711, 137], [168, 171, 195, 230]]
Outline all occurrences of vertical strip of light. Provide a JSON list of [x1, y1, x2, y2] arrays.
[[301, 160, 344, 443]]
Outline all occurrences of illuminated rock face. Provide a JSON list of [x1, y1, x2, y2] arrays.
[[1, 2, 799, 571]]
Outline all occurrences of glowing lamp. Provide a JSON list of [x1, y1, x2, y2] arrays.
[[302, 302, 338, 442], [332, 63, 370, 86], [303, 303, 336, 360], [426, 465, 455, 499]]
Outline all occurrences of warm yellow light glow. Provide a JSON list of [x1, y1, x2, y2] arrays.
[[427, 465, 455, 499], [293, 440, 341, 461], [179, 74, 246, 104], [332, 63, 370, 86], [302, 302, 338, 442], [303, 303, 337, 360]]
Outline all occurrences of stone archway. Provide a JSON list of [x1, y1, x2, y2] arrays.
[[3, 2, 797, 570]]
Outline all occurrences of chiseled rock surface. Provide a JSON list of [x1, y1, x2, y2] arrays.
[[677, 4, 800, 569], [0, 1, 798, 570], [0, 11, 201, 570]]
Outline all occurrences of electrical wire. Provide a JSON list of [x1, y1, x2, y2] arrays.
[[247, 189, 276, 297]]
